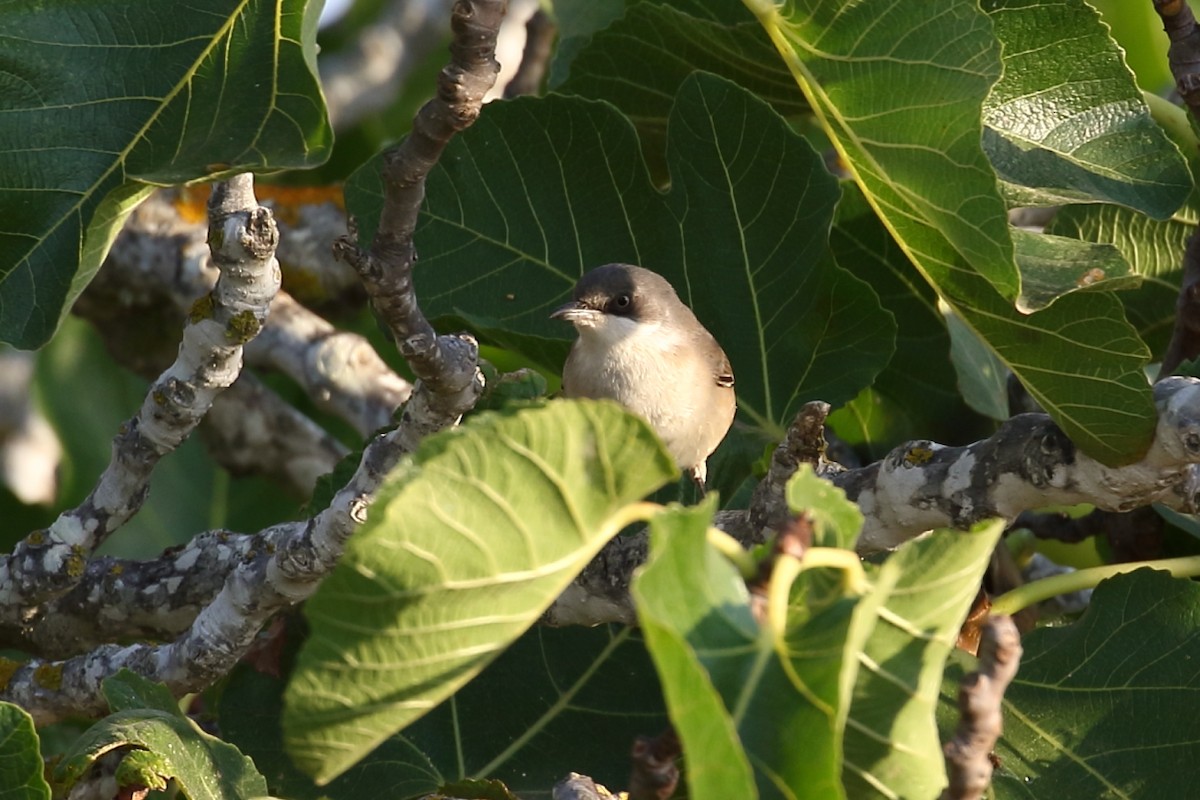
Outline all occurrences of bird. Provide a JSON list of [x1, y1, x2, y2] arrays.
[[551, 263, 736, 489]]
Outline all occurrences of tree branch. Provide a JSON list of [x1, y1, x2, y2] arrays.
[[503, 8, 555, 98], [0, 175, 279, 616], [836, 377, 1200, 552], [941, 616, 1022, 800], [334, 0, 504, 423], [1156, 0, 1200, 127], [1159, 225, 1200, 377]]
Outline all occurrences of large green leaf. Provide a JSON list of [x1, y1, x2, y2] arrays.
[[840, 520, 1005, 798], [828, 184, 987, 452], [633, 487, 1004, 798], [632, 501, 847, 799], [347, 73, 894, 436], [284, 401, 677, 784], [0, 0, 331, 348], [941, 569, 1200, 798], [0, 703, 50, 800], [747, 0, 1157, 464], [54, 671, 267, 799], [224, 625, 667, 799], [746, 0, 1016, 299], [557, 2, 805, 169], [1049, 199, 1198, 359], [982, 0, 1191, 215]]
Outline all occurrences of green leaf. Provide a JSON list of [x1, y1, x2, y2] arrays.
[[972, 569, 1200, 798], [558, 3, 805, 169], [746, 0, 1016, 299], [747, 0, 1158, 464], [841, 521, 1005, 798], [945, 306, 1010, 421], [0, 703, 51, 800], [785, 465, 862, 550], [829, 183, 985, 450], [55, 671, 267, 799], [223, 624, 667, 799], [347, 74, 894, 439], [633, 501, 844, 799], [1012, 229, 1137, 313], [0, 0, 332, 348], [284, 400, 677, 784], [1049, 200, 1197, 358], [981, 0, 1191, 215]]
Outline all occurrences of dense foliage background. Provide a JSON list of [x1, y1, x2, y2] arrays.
[[3, 0, 1200, 798]]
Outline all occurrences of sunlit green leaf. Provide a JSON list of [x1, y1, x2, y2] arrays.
[[747, 0, 1158, 464], [55, 671, 267, 800], [284, 401, 676, 784], [841, 521, 1005, 798], [982, 0, 1191, 216], [0, 703, 50, 800]]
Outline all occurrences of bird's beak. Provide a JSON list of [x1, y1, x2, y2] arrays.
[[550, 301, 599, 324]]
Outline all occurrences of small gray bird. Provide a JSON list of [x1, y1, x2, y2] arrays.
[[551, 264, 736, 488]]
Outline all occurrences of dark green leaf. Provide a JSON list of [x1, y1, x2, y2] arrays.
[[969, 569, 1200, 798], [0, 0, 331, 348], [558, 3, 804, 169], [225, 625, 666, 800], [284, 401, 676, 783], [841, 521, 1005, 798], [347, 74, 895, 438], [55, 671, 267, 799], [748, 0, 1158, 464], [0, 703, 51, 800], [982, 0, 1191, 216], [829, 183, 985, 450]]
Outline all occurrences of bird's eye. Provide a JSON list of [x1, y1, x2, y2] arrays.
[[613, 294, 632, 311]]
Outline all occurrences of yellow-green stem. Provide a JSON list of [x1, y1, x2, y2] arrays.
[[706, 527, 759, 579], [991, 555, 1200, 617]]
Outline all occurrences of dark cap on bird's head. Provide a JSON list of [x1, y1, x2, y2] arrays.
[[550, 263, 683, 327]]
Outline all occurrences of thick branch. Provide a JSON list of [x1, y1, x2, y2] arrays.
[[941, 616, 1022, 800], [0, 381, 439, 723], [82, 189, 410, 438], [0, 175, 279, 615], [836, 377, 1200, 552]]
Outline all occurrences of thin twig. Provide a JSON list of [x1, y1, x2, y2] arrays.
[[504, 8, 556, 98], [941, 616, 1022, 800]]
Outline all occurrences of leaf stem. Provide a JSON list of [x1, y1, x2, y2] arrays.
[[802, 547, 870, 595], [706, 527, 759, 578], [604, 501, 664, 538], [990, 555, 1200, 616]]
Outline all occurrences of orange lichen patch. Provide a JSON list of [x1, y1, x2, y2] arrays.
[[173, 185, 212, 224], [255, 184, 345, 225]]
